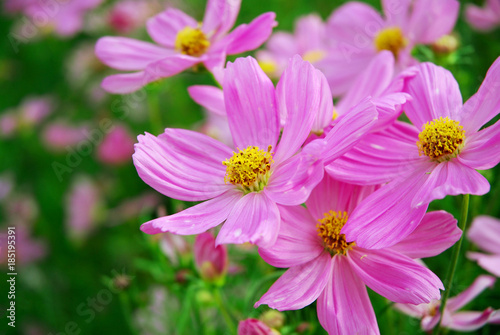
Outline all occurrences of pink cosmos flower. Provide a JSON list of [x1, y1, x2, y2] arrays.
[[238, 318, 276, 335], [0, 226, 46, 266], [467, 215, 500, 277], [134, 56, 377, 248], [323, 0, 459, 96], [107, 0, 159, 34], [65, 176, 102, 241], [466, 0, 500, 32], [107, 192, 161, 226], [95, 0, 277, 94], [23, 0, 102, 37], [42, 122, 90, 151], [328, 58, 500, 249], [256, 14, 327, 79], [97, 124, 135, 165], [194, 232, 228, 282], [0, 96, 53, 137], [395, 275, 500, 332], [255, 175, 459, 334]]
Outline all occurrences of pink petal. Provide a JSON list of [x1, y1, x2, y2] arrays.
[[274, 55, 324, 164], [140, 190, 242, 235], [468, 216, 500, 254], [402, 62, 463, 130], [318, 97, 378, 164], [295, 14, 326, 52], [95, 37, 172, 71], [255, 253, 332, 310], [265, 32, 298, 58], [407, 0, 459, 44], [258, 205, 324, 268], [458, 120, 500, 170], [101, 72, 149, 95], [390, 210, 460, 259], [145, 54, 202, 80], [412, 161, 490, 207], [265, 152, 324, 206], [448, 309, 497, 332], [460, 56, 500, 133], [447, 275, 496, 312], [133, 129, 233, 202], [146, 8, 197, 47], [202, 0, 241, 39], [216, 192, 280, 248], [317, 255, 379, 335], [382, 0, 412, 28], [336, 51, 395, 115], [188, 85, 226, 116], [224, 13, 277, 55], [306, 174, 377, 220], [343, 163, 431, 249], [223, 56, 279, 150], [312, 72, 334, 133], [348, 248, 443, 304], [326, 121, 420, 185], [465, 3, 500, 31], [467, 252, 500, 277], [393, 302, 429, 318]]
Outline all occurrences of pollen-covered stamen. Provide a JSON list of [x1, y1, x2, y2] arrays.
[[316, 210, 355, 256], [175, 26, 210, 57], [417, 116, 466, 161], [374, 27, 407, 57], [222, 146, 274, 193]]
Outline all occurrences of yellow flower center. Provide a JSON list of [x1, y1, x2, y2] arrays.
[[417, 117, 466, 162], [222, 146, 273, 193], [303, 50, 326, 64], [316, 210, 355, 256], [258, 60, 278, 75], [374, 27, 407, 58], [175, 26, 210, 57]]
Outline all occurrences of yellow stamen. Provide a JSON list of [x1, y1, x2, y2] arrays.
[[316, 210, 355, 256], [258, 60, 278, 75], [175, 26, 210, 57], [374, 27, 407, 58], [303, 50, 326, 64], [222, 146, 273, 193], [417, 116, 466, 162]]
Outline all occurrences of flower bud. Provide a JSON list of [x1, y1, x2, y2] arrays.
[[194, 232, 228, 282]]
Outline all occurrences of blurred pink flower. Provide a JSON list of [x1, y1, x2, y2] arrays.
[[108, 192, 161, 226], [323, 0, 459, 96], [42, 122, 90, 151], [0, 226, 47, 266], [159, 232, 190, 266], [0, 96, 53, 137], [257, 14, 327, 78], [97, 124, 135, 165], [108, 0, 159, 34], [194, 232, 228, 282], [467, 215, 500, 277], [256, 174, 459, 334], [135, 56, 376, 248], [396, 275, 500, 332], [328, 58, 500, 249], [238, 319, 276, 335], [465, 0, 500, 31], [0, 112, 17, 137], [65, 176, 102, 241], [95, 0, 277, 93]]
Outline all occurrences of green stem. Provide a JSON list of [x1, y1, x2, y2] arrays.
[[213, 288, 236, 333], [147, 92, 163, 135], [432, 194, 470, 335]]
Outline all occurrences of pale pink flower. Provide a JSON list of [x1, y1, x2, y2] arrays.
[[0, 96, 53, 137], [323, 0, 459, 96], [97, 124, 135, 165], [194, 232, 228, 282], [42, 122, 90, 151], [0, 226, 47, 266], [159, 232, 190, 266], [328, 57, 500, 249], [107, 192, 161, 226], [467, 215, 500, 277], [65, 176, 102, 241], [466, 0, 500, 31], [238, 319, 276, 335], [107, 0, 159, 34], [396, 275, 500, 332], [134, 56, 377, 248], [96, 0, 277, 94], [256, 14, 327, 79], [256, 174, 459, 334], [0, 112, 17, 138]]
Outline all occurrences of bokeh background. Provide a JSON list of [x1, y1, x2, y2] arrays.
[[0, 0, 499, 334]]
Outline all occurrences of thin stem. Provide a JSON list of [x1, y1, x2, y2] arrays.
[[432, 194, 470, 335], [213, 288, 236, 333]]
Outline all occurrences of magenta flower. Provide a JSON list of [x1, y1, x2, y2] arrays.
[[467, 215, 500, 277], [255, 175, 458, 334], [256, 14, 327, 78], [238, 318, 276, 335], [107, 0, 158, 35], [395, 275, 500, 332], [323, 0, 459, 96], [95, 0, 277, 94], [134, 56, 376, 248], [194, 232, 228, 282], [328, 58, 500, 249], [97, 124, 135, 165], [466, 0, 500, 32]]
